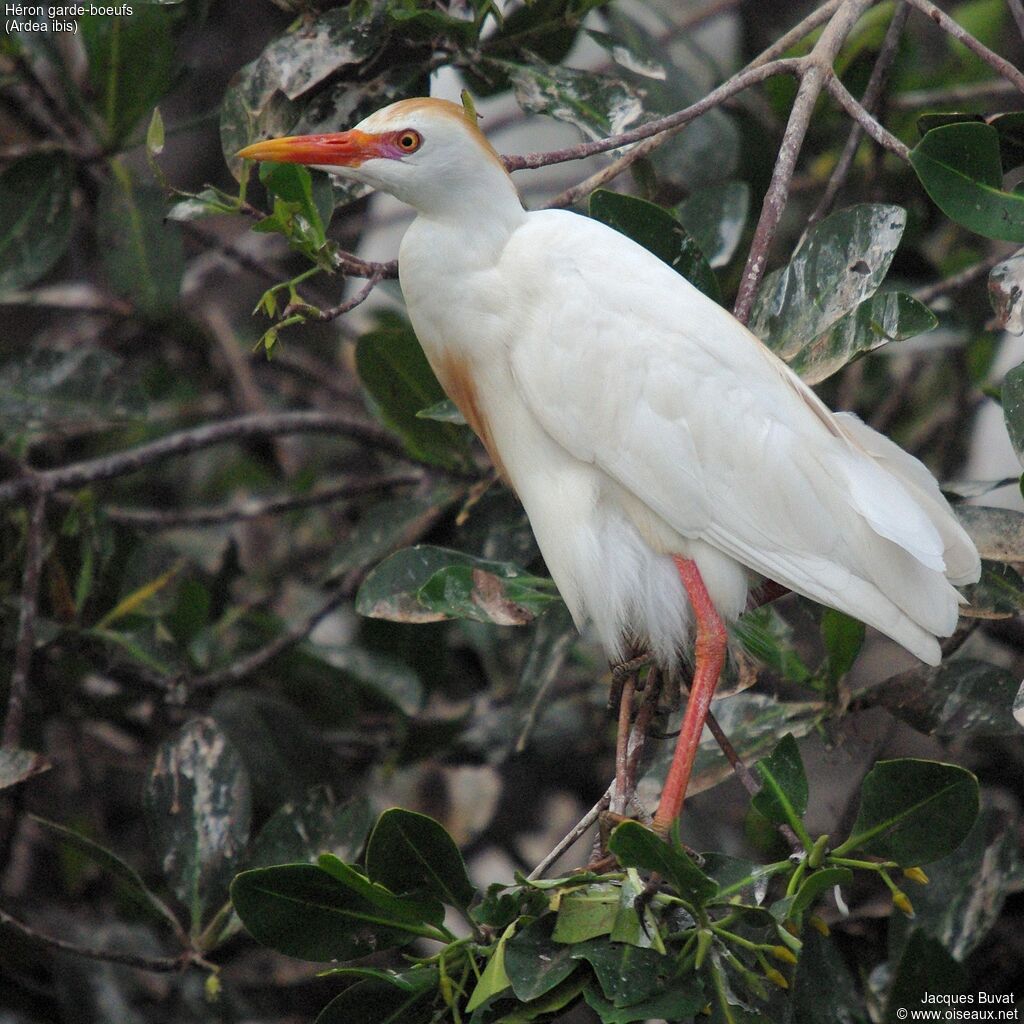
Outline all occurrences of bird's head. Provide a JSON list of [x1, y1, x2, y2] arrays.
[[237, 97, 521, 219]]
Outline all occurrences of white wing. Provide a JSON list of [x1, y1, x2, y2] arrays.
[[502, 211, 979, 664]]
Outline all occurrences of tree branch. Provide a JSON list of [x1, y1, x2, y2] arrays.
[[823, 75, 911, 161], [0, 907, 188, 973], [733, 0, 876, 324], [902, 0, 1024, 94], [284, 272, 382, 321], [911, 249, 1010, 305], [3, 484, 48, 748], [98, 471, 423, 529], [809, 2, 911, 226], [0, 412, 411, 507]]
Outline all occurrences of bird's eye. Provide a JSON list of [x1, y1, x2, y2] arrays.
[[397, 130, 422, 153]]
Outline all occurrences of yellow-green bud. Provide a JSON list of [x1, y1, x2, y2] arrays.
[[809, 915, 830, 937], [808, 834, 830, 869], [764, 967, 789, 990], [204, 973, 221, 1002], [902, 866, 929, 886], [771, 944, 799, 965], [893, 890, 915, 918]]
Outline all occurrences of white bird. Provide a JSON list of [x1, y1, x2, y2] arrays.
[[239, 98, 980, 834]]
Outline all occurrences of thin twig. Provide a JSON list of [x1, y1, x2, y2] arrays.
[[704, 711, 803, 853], [0, 411, 410, 507], [902, 0, 1024, 94], [911, 249, 1010, 305], [544, 59, 803, 209], [823, 76, 911, 160], [98, 471, 423, 529], [809, 2, 911, 226], [284, 273, 382, 321], [890, 78, 1018, 108], [526, 787, 612, 881], [3, 485, 48, 748], [746, 0, 846, 69], [734, 0, 876, 324], [0, 907, 189, 973], [506, 58, 804, 174]]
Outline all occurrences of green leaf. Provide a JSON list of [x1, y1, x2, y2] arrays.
[[356, 545, 561, 626], [910, 123, 1024, 242], [790, 867, 853, 917], [788, 291, 938, 385], [959, 560, 1024, 619], [610, 870, 664, 951], [356, 313, 473, 469], [315, 976, 436, 1024], [552, 885, 619, 944], [467, 923, 515, 1012], [675, 182, 750, 269], [583, 974, 704, 1024], [98, 166, 183, 317], [589, 190, 720, 302], [752, 733, 809, 829], [30, 815, 180, 931], [749, 204, 907, 361], [788, 928, 869, 1024], [365, 808, 476, 911], [80, 6, 176, 143], [144, 717, 252, 935], [821, 609, 865, 687], [989, 248, 1024, 334], [865, 659, 1024, 736], [231, 863, 439, 962], [316, 853, 444, 926], [244, 790, 374, 870], [146, 106, 165, 156], [835, 759, 980, 866], [305, 644, 425, 716], [259, 163, 328, 246], [0, 155, 73, 294], [570, 938, 678, 1008], [0, 748, 51, 792], [416, 398, 467, 424], [326, 485, 464, 580], [1002, 361, 1024, 465], [499, 974, 589, 1023], [504, 916, 580, 1002], [166, 187, 240, 221], [886, 803, 1023, 960], [505, 60, 644, 142], [884, 931, 967, 1024], [607, 821, 717, 905], [219, 3, 393, 180]]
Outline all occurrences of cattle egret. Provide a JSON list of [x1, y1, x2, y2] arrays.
[[239, 98, 981, 835]]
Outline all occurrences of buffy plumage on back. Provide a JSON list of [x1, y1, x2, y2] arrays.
[[239, 98, 980, 832]]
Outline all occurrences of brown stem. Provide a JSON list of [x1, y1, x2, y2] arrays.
[[890, 78, 1017, 108], [823, 76, 911, 160], [0, 411, 411, 507], [809, 2, 911, 226], [0, 907, 189, 973], [911, 249, 1011, 305], [96, 471, 423, 529], [612, 676, 636, 815], [902, 0, 1024, 94], [285, 273, 382, 321], [526, 788, 613, 881], [733, 0, 876, 325], [3, 485, 48, 748]]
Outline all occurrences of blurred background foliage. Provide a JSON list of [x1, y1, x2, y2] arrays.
[[1, 0, 1024, 1021]]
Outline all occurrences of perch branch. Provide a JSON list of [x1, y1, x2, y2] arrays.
[[809, 2, 910, 225], [0, 412, 410, 507]]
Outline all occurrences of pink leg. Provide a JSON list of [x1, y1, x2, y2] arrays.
[[651, 556, 728, 837]]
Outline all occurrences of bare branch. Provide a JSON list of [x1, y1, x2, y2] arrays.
[[99, 471, 424, 529], [823, 76, 911, 161], [0, 907, 188, 973], [284, 273, 382, 322], [505, 58, 804, 174], [911, 249, 1011, 305], [734, 0, 876, 325], [810, 2, 911, 226], [891, 77, 1018, 108], [3, 485, 48, 748], [543, 59, 803, 209], [526, 787, 612, 881], [902, 0, 1024, 94], [0, 412, 411, 507], [746, 0, 846, 69]]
